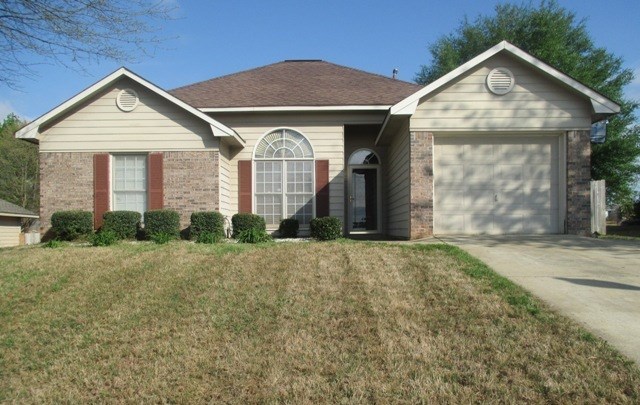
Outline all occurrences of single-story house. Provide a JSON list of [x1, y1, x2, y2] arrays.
[[16, 41, 619, 239], [0, 198, 38, 247]]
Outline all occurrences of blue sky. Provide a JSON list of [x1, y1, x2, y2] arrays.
[[2, 0, 639, 120]]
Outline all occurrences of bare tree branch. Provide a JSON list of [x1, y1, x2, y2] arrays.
[[0, 0, 175, 89]]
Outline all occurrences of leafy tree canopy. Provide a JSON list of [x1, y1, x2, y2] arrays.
[[0, 114, 38, 211], [415, 0, 640, 208]]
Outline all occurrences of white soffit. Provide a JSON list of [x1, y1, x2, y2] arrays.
[[15, 68, 245, 146], [390, 41, 621, 116]]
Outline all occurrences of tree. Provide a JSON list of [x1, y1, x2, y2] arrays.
[[0, 114, 38, 210], [415, 1, 640, 208], [0, 0, 174, 88]]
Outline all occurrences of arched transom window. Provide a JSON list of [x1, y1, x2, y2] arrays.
[[254, 129, 315, 226]]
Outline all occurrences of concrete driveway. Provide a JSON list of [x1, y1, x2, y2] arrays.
[[438, 235, 640, 364]]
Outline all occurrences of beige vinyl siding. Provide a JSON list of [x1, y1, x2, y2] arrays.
[[40, 78, 219, 152], [218, 140, 232, 217], [385, 119, 411, 239], [411, 54, 592, 131], [0, 217, 21, 248], [212, 112, 385, 226]]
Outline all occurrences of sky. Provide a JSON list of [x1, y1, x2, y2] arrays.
[[1, 0, 640, 120]]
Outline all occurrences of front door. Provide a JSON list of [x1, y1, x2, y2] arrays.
[[349, 167, 379, 233]]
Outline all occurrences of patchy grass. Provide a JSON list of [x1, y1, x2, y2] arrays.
[[0, 241, 639, 403]]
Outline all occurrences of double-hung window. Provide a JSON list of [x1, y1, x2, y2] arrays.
[[254, 129, 314, 226], [112, 155, 147, 216]]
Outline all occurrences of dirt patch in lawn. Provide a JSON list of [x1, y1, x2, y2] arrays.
[[0, 241, 638, 403]]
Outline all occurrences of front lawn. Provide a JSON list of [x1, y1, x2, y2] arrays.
[[0, 241, 638, 402]]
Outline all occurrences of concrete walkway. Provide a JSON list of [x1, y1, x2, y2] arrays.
[[437, 235, 640, 364]]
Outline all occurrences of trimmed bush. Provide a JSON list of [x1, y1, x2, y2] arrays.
[[236, 228, 272, 244], [310, 217, 343, 241], [91, 229, 119, 246], [278, 218, 299, 238], [231, 213, 266, 238], [190, 211, 225, 241], [196, 231, 222, 244], [102, 211, 141, 239], [144, 210, 180, 239], [51, 210, 93, 241]]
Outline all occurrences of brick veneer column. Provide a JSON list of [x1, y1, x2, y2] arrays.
[[566, 130, 591, 236], [410, 131, 434, 239], [39, 152, 94, 235], [163, 151, 220, 229]]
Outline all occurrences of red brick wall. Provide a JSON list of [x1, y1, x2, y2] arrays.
[[40, 151, 220, 234], [163, 151, 220, 229], [40, 152, 94, 234], [566, 130, 592, 236], [409, 131, 434, 239]]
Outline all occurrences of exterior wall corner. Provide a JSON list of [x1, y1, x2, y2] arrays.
[[566, 130, 591, 236], [409, 131, 434, 239]]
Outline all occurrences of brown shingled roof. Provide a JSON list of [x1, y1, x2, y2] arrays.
[[170, 60, 423, 108]]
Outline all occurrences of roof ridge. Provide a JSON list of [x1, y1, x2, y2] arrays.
[[318, 60, 423, 88], [170, 61, 289, 92], [170, 60, 423, 92]]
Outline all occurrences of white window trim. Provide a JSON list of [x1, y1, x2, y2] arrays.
[[110, 153, 149, 216], [252, 128, 316, 227]]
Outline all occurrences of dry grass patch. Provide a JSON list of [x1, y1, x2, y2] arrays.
[[0, 241, 638, 403]]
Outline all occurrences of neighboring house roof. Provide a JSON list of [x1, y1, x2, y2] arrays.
[[170, 60, 423, 111], [390, 41, 621, 119], [15, 68, 245, 146], [0, 199, 38, 219]]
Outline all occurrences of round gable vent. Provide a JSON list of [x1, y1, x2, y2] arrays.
[[486, 68, 515, 95], [116, 89, 139, 112]]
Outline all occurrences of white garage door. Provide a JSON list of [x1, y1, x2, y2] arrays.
[[434, 136, 560, 235]]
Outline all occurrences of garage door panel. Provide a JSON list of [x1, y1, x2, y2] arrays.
[[495, 164, 523, 182], [465, 164, 494, 185], [434, 164, 463, 187], [493, 215, 525, 234], [464, 143, 494, 158], [523, 214, 556, 233], [496, 189, 525, 209], [524, 164, 552, 180], [435, 215, 464, 233], [434, 188, 464, 209], [464, 188, 495, 207], [466, 215, 494, 233], [434, 135, 560, 235]]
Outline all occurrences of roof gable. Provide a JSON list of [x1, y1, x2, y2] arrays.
[[15, 68, 244, 146], [170, 60, 423, 109], [390, 41, 620, 118]]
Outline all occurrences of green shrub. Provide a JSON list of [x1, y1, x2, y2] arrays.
[[91, 229, 119, 246], [231, 213, 266, 238], [310, 217, 343, 241], [190, 211, 225, 241], [196, 231, 222, 244], [144, 210, 180, 239], [102, 211, 141, 239], [236, 228, 272, 244], [278, 218, 299, 238], [150, 232, 173, 244], [50, 210, 93, 241]]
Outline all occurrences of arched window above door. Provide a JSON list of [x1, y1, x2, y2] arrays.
[[348, 149, 379, 165]]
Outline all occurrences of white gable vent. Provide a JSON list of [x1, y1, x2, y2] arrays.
[[116, 89, 139, 112], [486, 68, 515, 95]]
